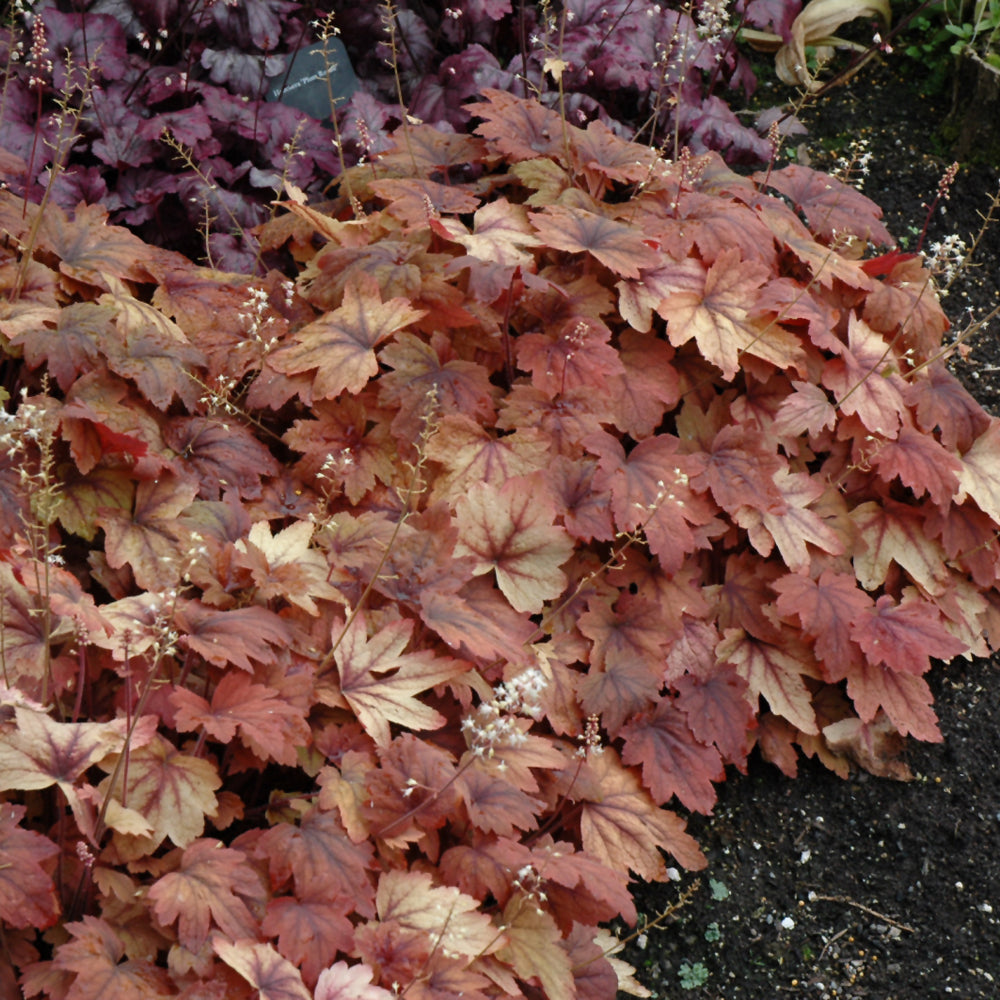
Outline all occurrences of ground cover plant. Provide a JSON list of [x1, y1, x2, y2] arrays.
[[2, 64, 1000, 996], [0, 0, 822, 271]]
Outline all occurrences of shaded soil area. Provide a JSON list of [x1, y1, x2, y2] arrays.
[[620, 62, 1000, 999]]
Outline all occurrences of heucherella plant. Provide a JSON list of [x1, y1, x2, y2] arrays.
[[1, 81, 1000, 999]]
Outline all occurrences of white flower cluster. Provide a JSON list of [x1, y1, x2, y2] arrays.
[[461, 667, 547, 761], [925, 233, 968, 286]]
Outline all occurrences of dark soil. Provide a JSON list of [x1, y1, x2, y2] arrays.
[[619, 62, 1000, 1000]]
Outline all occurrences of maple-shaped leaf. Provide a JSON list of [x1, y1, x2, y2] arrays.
[[850, 595, 967, 675], [8, 300, 116, 391], [52, 915, 173, 1000], [734, 468, 845, 572], [97, 733, 220, 854], [862, 256, 950, 359], [447, 197, 543, 266], [175, 600, 292, 671], [234, 519, 343, 615], [772, 570, 872, 678], [314, 962, 394, 1000], [454, 476, 573, 614], [369, 177, 481, 227], [909, 364, 989, 453], [579, 748, 706, 877], [497, 897, 573, 1000], [588, 430, 714, 574], [270, 273, 425, 399], [97, 475, 198, 591], [0, 802, 60, 930], [38, 200, 179, 286], [0, 706, 125, 795], [250, 807, 375, 909], [756, 163, 893, 245], [608, 330, 681, 439], [214, 938, 312, 1000], [674, 667, 755, 765], [472, 87, 567, 162], [658, 248, 805, 379], [956, 419, 1000, 524], [149, 838, 265, 952], [716, 628, 820, 735], [424, 413, 547, 504], [620, 700, 723, 813], [457, 765, 543, 836], [263, 892, 357, 989], [376, 870, 499, 959], [845, 660, 942, 742], [99, 275, 206, 410], [171, 672, 310, 766], [694, 423, 787, 515], [324, 614, 467, 748], [419, 577, 537, 664], [164, 415, 280, 500], [870, 423, 964, 507], [531, 204, 661, 278], [516, 316, 625, 396], [577, 597, 673, 734], [821, 315, 907, 437], [850, 499, 949, 594], [772, 380, 837, 439], [0, 564, 77, 695], [283, 398, 395, 505]]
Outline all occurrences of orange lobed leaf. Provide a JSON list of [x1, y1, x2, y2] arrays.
[[314, 962, 394, 1000], [263, 891, 357, 989], [454, 475, 573, 614], [497, 898, 573, 1000], [578, 748, 706, 877], [97, 474, 198, 591], [213, 938, 312, 1000], [51, 916, 173, 1000], [620, 701, 724, 813], [658, 248, 805, 379], [375, 869, 500, 960], [97, 733, 221, 855], [270, 272, 425, 399], [716, 628, 820, 735], [324, 614, 468, 748], [171, 672, 310, 766], [250, 807, 375, 911], [531, 203, 661, 278], [0, 802, 60, 930], [149, 838, 266, 952]]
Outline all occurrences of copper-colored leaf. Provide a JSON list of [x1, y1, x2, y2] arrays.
[[376, 869, 498, 959], [325, 614, 466, 748], [149, 838, 265, 951], [454, 476, 573, 614], [98, 475, 198, 591], [532, 204, 660, 278], [271, 273, 425, 399], [214, 938, 312, 1000], [579, 749, 706, 876], [0, 803, 60, 930], [97, 733, 221, 854]]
